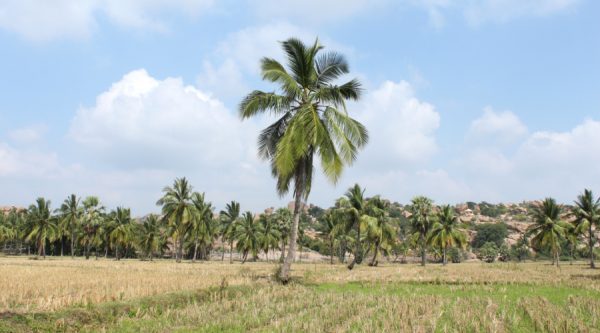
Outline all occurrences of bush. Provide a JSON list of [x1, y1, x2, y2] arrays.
[[472, 223, 508, 248], [478, 242, 499, 263], [498, 244, 510, 262], [448, 247, 463, 263], [510, 242, 529, 262]]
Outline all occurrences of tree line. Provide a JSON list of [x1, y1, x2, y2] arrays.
[[1, 179, 598, 269]]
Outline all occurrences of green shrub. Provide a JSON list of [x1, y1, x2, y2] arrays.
[[478, 242, 499, 263]]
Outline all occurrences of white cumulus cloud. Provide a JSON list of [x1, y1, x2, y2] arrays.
[[467, 107, 528, 146], [356, 80, 440, 165], [0, 0, 214, 42]]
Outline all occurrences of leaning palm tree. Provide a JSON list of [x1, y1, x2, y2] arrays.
[[528, 198, 569, 267], [190, 192, 215, 262], [156, 177, 194, 263], [25, 197, 57, 258], [428, 205, 467, 265], [409, 196, 434, 266], [58, 194, 82, 258], [364, 196, 395, 266], [219, 201, 241, 263], [240, 38, 368, 282], [573, 189, 600, 268], [234, 212, 260, 263]]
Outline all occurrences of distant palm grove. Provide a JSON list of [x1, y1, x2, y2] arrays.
[[1, 179, 599, 270]]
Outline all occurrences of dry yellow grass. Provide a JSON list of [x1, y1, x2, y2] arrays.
[[1, 256, 599, 313]]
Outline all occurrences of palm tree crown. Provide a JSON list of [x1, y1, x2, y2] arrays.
[[573, 189, 600, 268], [528, 198, 568, 266], [428, 205, 467, 265], [157, 177, 194, 263]]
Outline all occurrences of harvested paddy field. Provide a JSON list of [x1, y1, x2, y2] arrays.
[[1, 257, 599, 332]]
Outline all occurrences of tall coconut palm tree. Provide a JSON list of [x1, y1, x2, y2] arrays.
[[58, 194, 81, 258], [364, 196, 395, 267], [428, 205, 467, 265], [109, 207, 133, 260], [240, 38, 368, 282], [25, 197, 57, 258], [234, 212, 260, 263], [342, 184, 367, 270], [219, 201, 240, 263], [156, 177, 194, 263], [573, 189, 600, 268], [528, 198, 569, 267], [138, 214, 162, 261], [190, 192, 215, 262], [409, 196, 434, 266]]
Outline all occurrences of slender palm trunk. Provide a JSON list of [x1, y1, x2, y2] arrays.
[[279, 176, 303, 283], [193, 239, 198, 262], [71, 230, 76, 258], [229, 242, 233, 264], [370, 241, 380, 267], [442, 246, 447, 266], [221, 239, 226, 261], [242, 251, 248, 264], [420, 234, 426, 266], [330, 238, 334, 265], [115, 245, 120, 261], [589, 225, 595, 268], [60, 236, 64, 256], [348, 218, 362, 270], [280, 240, 286, 263]]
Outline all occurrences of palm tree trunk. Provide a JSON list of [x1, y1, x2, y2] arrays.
[[193, 239, 198, 262], [348, 220, 362, 270], [280, 240, 285, 263], [589, 225, 595, 268], [279, 176, 304, 283], [442, 246, 447, 266], [221, 240, 225, 261], [116, 245, 120, 261], [176, 235, 183, 263], [370, 242, 380, 266], [229, 242, 233, 264], [421, 235, 426, 266], [71, 231, 76, 258], [60, 236, 64, 256], [330, 238, 334, 265]]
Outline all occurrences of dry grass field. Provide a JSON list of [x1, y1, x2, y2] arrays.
[[1, 256, 600, 332]]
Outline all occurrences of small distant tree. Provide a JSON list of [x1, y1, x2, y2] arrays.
[[478, 242, 499, 263], [510, 237, 530, 262]]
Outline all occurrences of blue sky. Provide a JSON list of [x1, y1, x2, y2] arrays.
[[0, 0, 599, 215]]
